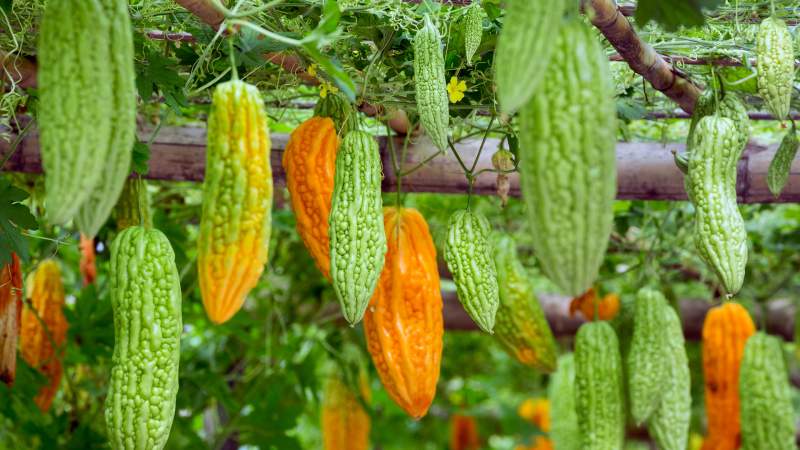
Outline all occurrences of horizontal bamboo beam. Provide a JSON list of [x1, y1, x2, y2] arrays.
[[1, 126, 798, 204]]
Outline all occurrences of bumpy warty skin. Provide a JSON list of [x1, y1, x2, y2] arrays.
[[363, 207, 443, 419], [106, 226, 182, 450], [75, 0, 137, 238], [548, 354, 581, 450], [574, 321, 624, 450], [464, 4, 484, 65], [38, 0, 114, 225], [444, 210, 499, 333], [328, 131, 387, 325], [198, 80, 273, 324], [282, 117, 340, 279], [757, 17, 794, 120], [739, 333, 796, 450], [491, 233, 557, 372], [517, 19, 617, 297], [767, 126, 799, 197], [688, 116, 747, 295], [494, 0, 564, 114], [413, 15, 450, 152], [646, 302, 691, 450], [627, 288, 670, 424]]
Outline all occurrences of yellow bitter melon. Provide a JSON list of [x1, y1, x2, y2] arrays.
[[198, 80, 273, 324], [329, 131, 387, 325], [444, 210, 499, 333], [517, 18, 617, 297], [757, 17, 794, 121], [491, 233, 557, 372], [106, 226, 182, 450], [574, 321, 624, 450], [688, 116, 747, 296], [413, 15, 450, 152]]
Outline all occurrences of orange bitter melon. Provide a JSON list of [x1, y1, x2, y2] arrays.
[[79, 234, 96, 286], [0, 253, 22, 385], [282, 116, 339, 279], [363, 207, 443, 419], [21, 259, 67, 411], [198, 80, 273, 324], [701, 302, 755, 449], [321, 370, 371, 450]]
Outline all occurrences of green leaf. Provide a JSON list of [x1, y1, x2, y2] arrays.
[[0, 178, 37, 265], [302, 44, 356, 101], [131, 139, 151, 175], [635, 0, 722, 31]]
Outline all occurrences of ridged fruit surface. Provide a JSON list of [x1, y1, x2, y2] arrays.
[[282, 116, 339, 279], [688, 116, 747, 295], [767, 123, 799, 197], [21, 259, 67, 411], [74, 0, 137, 237], [363, 207, 443, 419], [413, 15, 450, 152], [517, 19, 617, 297], [444, 210, 499, 333], [627, 288, 670, 424], [548, 354, 581, 450], [321, 371, 370, 450], [106, 226, 182, 450], [37, 0, 134, 225], [463, 4, 484, 65], [702, 302, 755, 449], [329, 131, 386, 325], [0, 253, 22, 385], [198, 80, 273, 324], [494, 0, 565, 113], [739, 332, 795, 450], [491, 233, 557, 371], [757, 17, 794, 120], [574, 321, 624, 450]]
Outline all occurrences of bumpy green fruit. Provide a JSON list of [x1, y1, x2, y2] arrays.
[[646, 300, 691, 450], [688, 116, 747, 295], [574, 321, 624, 450], [767, 124, 799, 198], [313, 92, 357, 135], [106, 226, 182, 450], [464, 3, 485, 65], [689, 91, 750, 156], [329, 131, 387, 325], [757, 17, 794, 120], [413, 15, 450, 152], [627, 288, 670, 424], [444, 210, 499, 333], [491, 233, 557, 371], [739, 332, 795, 450], [74, 0, 137, 237], [518, 19, 617, 297], [548, 354, 581, 450], [495, 0, 565, 113]]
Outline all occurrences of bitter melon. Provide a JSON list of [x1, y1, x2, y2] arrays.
[[74, 0, 137, 237], [688, 116, 747, 296], [329, 131, 387, 325], [106, 226, 182, 450], [491, 233, 557, 372], [627, 288, 670, 424], [198, 80, 273, 324], [444, 210, 499, 333], [464, 3, 485, 65], [574, 321, 624, 450], [495, 0, 565, 113], [767, 123, 798, 198], [548, 354, 581, 450], [518, 18, 617, 297], [413, 15, 450, 152], [739, 332, 795, 450], [313, 92, 357, 135], [757, 17, 794, 120]]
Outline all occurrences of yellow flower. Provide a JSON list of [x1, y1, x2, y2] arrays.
[[307, 64, 318, 77], [319, 81, 339, 99], [518, 398, 550, 432], [447, 76, 467, 103]]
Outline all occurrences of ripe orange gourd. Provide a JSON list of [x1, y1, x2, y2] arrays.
[[701, 302, 755, 449], [79, 234, 96, 286], [363, 207, 443, 419], [21, 259, 67, 411], [569, 287, 620, 321], [0, 253, 22, 385], [282, 116, 339, 279], [321, 370, 370, 450], [450, 414, 480, 450]]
